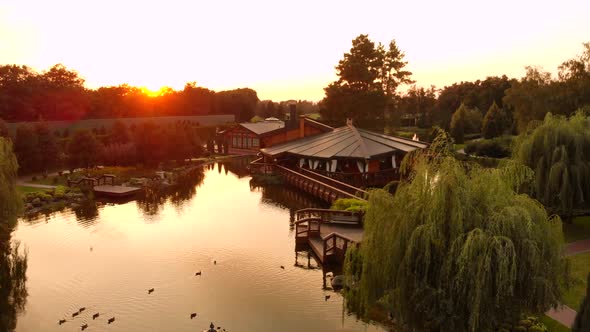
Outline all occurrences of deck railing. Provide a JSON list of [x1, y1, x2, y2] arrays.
[[68, 174, 116, 188], [311, 168, 400, 188], [295, 208, 361, 224], [322, 232, 355, 261], [274, 165, 365, 203], [298, 168, 368, 197]]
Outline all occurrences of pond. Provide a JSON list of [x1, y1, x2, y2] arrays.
[[11, 159, 386, 332]]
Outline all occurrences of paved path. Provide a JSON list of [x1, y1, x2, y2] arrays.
[[545, 238, 590, 327], [16, 181, 57, 189], [566, 239, 590, 256]]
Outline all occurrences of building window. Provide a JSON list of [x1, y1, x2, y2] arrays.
[[252, 138, 259, 147], [232, 135, 238, 147]]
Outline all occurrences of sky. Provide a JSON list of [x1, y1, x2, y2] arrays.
[[1, 0, 589, 101]]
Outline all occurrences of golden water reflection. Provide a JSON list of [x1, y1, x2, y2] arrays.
[[13, 161, 386, 332]]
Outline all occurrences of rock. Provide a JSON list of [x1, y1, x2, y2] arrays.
[[70, 203, 80, 209], [331, 275, 345, 290], [25, 203, 33, 210], [32, 198, 42, 207]]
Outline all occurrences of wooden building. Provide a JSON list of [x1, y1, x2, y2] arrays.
[[221, 110, 333, 155], [258, 119, 428, 188]]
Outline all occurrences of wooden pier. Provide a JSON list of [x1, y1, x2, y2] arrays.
[[68, 174, 142, 197], [294, 208, 363, 264], [250, 159, 367, 203]]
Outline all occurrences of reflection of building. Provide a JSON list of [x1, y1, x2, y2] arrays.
[[259, 118, 428, 188], [220, 105, 333, 155]]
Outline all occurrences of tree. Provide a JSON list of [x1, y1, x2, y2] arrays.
[[344, 136, 567, 332], [0, 137, 21, 225], [482, 102, 509, 138], [110, 120, 129, 144], [450, 103, 468, 143], [0, 119, 8, 138], [512, 111, 590, 219], [13, 125, 38, 173], [34, 122, 59, 174], [573, 273, 590, 332], [67, 130, 102, 169], [320, 34, 413, 129]]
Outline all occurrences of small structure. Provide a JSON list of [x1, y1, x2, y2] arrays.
[[258, 118, 428, 188], [68, 174, 142, 197], [294, 208, 363, 264]]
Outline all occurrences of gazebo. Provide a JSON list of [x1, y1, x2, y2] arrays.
[[259, 119, 428, 188]]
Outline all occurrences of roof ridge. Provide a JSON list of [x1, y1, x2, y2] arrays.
[[349, 125, 369, 159], [356, 127, 429, 147]]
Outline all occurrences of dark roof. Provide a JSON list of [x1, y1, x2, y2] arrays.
[[261, 125, 428, 159], [239, 121, 285, 135]]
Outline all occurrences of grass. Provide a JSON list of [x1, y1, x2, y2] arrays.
[[29, 175, 69, 186], [562, 251, 590, 311], [306, 113, 321, 120], [563, 216, 590, 243], [454, 143, 466, 151], [540, 315, 571, 332], [17, 186, 50, 195]]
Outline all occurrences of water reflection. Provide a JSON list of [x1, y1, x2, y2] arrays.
[[0, 227, 28, 332], [12, 159, 385, 332]]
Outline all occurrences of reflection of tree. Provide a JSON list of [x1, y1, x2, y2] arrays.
[[221, 156, 255, 178], [250, 181, 329, 227], [73, 200, 100, 225], [136, 168, 205, 218], [0, 234, 28, 332]]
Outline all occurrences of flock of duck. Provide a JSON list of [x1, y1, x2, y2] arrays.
[[56, 256, 333, 330], [56, 259, 231, 331]]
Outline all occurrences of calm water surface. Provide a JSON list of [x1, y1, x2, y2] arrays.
[[13, 160, 386, 332]]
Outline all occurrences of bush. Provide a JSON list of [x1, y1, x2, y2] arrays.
[[464, 136, 513, 158], [331, 198, 367, 213], [53, 185, 68, 199]]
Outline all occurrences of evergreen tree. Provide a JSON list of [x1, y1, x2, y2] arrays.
[[450, 103, 468, 143], [67, 130, 102, 169], [482, 101, 509, 138], [13, 125, 38, 173], [344, 135, 567, 332], [320, 34, 412, 130], [34, 122, 59, 174]]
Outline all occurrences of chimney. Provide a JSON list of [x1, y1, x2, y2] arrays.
[[346, 118, 353, 126]]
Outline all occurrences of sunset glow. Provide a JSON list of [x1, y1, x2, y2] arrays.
[[1, 0, 589, 101]]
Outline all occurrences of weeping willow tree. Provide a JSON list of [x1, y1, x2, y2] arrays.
[[0, 138, 22, 226], [0, 137, 28, 331], [344, 134, 568, 332], [513, 111, 590, 218], [573, 273, 590, 332]]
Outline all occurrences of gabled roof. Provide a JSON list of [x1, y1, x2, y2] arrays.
[[239, 121, 285, 135], [261, 125, 428, 159]]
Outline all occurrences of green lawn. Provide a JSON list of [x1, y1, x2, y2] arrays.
[[563, 216, 590, 243], [562, 251, 590, 311], [541, 315, 571, 332], [454, 143, 466, 151], [29, 174, 69, 186], [17, 186, 49, 195]]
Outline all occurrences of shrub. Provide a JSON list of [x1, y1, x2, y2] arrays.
[[464, 136, 513, 158], [331, 198, 367, 213]]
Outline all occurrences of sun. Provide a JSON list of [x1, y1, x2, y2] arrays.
[[140, 86, 167, 97]]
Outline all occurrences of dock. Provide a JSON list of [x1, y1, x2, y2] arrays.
[[295, 208, 363, 264], [68, 174, 142, 198], [93, 185, 142, 197]]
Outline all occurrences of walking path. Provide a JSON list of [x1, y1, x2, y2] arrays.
[[16, 181, 57, 189], [544, 238, 590, 328]]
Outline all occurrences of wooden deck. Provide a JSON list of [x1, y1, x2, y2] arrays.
[[250, 160, 366, 203], [294, 208, 363, 265], [93, 185, 142, 197]]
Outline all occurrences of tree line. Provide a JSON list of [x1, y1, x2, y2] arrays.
[[320, 35, 590, 139], [0, 119, 208, 175], [0, 65, 259, 122]]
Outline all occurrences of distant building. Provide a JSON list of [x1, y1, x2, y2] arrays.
[[220, 104, 332, 155]]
